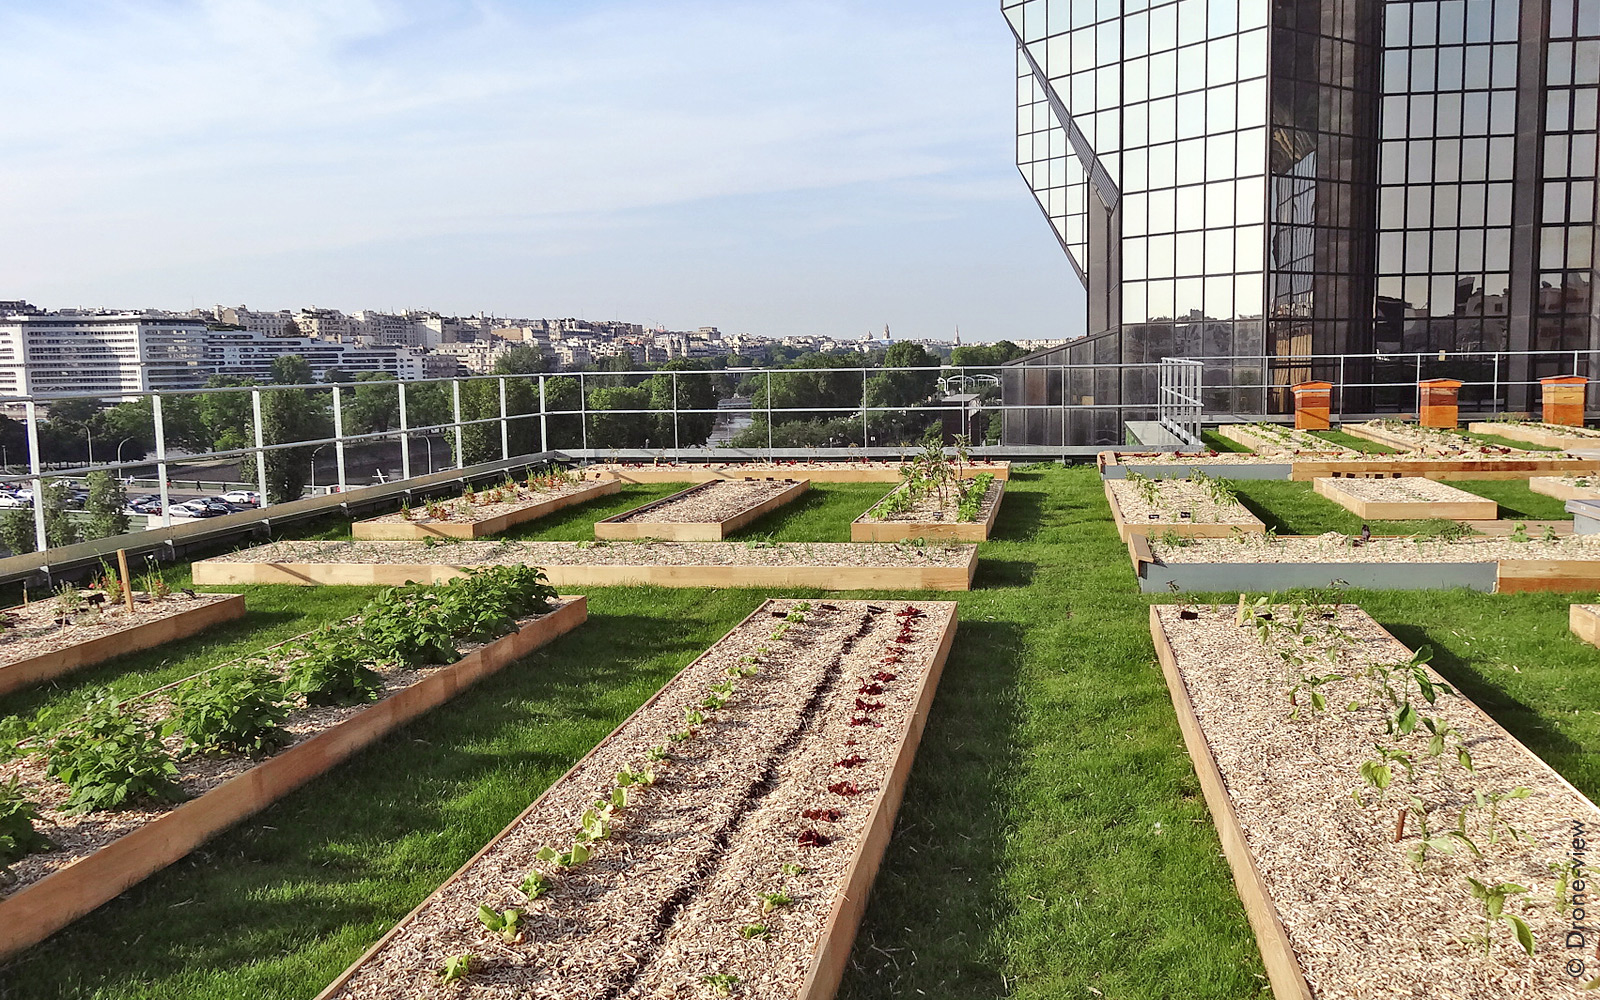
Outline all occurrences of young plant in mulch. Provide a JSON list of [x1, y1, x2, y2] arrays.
[[438, 953, 475, 984], [45, 696, 185, 814], [1465, 878, 1534, 958], [0, 775, 54, 875], [166, 663, 292, 756]]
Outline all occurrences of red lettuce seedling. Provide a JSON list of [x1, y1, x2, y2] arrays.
[[828, 781, 863, 795], [802, 807, 841, 821], [849, 716, 882, 727], [873, 671, 897, 682], [833, 754, 866, 767], [855, 698, 884, 711], [797, 828, 830, 848]]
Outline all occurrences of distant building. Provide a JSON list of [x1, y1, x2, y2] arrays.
[[0, 312, 211, 398], [204, 330, 424, 382], [213, 305, 295, 337]]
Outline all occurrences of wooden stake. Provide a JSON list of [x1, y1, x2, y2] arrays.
[[1235, 593, 1248, 626], [1393, 808, 1407, 843], [116, 548, 135, 612]]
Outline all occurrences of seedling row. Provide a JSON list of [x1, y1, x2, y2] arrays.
[[317, 597, 957, 1000]]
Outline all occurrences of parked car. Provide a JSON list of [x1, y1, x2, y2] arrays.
[[217, 490, 261, 506], [127, 495, 163, 514], [170, 499, 227, 518], [0, 493, 29, 508]]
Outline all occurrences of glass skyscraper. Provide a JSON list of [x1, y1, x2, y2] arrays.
[[1001, 0, 1599, 443]]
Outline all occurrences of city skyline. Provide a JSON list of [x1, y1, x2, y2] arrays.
[[0, 0, 1085, 344]]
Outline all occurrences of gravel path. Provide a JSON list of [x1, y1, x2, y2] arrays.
[[1157, 604, 1597, 998], [0, 592, 236, 670], [1152, 531, 1600, 564], [206, 539, 976, 568], [324, 599, 955, 1000], [617, 480, 798, 524]]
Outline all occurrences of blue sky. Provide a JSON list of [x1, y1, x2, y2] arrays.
[[0, 0, 1085, 341]]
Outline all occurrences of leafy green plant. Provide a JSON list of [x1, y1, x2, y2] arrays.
[[438, 953, 475, 983], [477, 905, 526, 943], [1286, 671, 1343, 720], [279, 635, 384, 707], [536, 842, 591, 867], [702, 973, 739, 996], [46, 698, 185, 814], [759, 890, 792, 913], [1465, 878, 1534, 957], [780, 863, 807, 876], [357, 588, 458, 666], [739, 923, 769, 939], [0, 776, 53, 869], [1466, 786, 1534, 846], [167, 663, 291, 756], [521, 871, 550, 900], [1509, 521, 1530, 543]]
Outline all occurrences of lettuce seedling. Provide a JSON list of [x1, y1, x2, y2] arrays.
[[520, 872, 550, 900], [739, 924, 770, 939], [536, 842, 592, 867], [780, 863, 808, 876], [477, 905, 526, 943], [702, 973, 739, 996], [438, 953, 475, 983], [759, 890, 792, 913]]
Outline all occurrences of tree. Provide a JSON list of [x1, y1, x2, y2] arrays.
[[867, 342, 939, 409], [280, 319, 302, 338], [586, 385, 651, 449], [6, 479, 84, 553], [260, 356, 329, 502], [83, 471, 130, 540], [346, 373, 400, 436], [493, 346, 551, 375], [644, 361, 719, 448], [950, 341, 1026, 367]]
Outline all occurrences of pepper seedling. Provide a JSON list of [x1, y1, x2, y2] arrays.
[[1465, 878, 1534, 957]]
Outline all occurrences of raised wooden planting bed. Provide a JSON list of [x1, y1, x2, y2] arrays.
[[192, 540, 980, 592], [1105, 450, 1600, 483], [585, 460, 1010, 484], [1530, 475, 1600, 501], [1468, 421, 1600, 450], [1131, 532, 1600, 593], [1214, 423, 1354, 457], [0, 596, 588, 960], [1312, 476, 1498, 520], [1570, 603, 1600, 648], [0, 592, 245, 698], [851, 476, 1005, 542], [352, 479, 619, 539], [1151, 602, 1600, 999], [1103, 476, 1265, 543], [594, 478, 809, 540], [314, 598, 957, 1000]]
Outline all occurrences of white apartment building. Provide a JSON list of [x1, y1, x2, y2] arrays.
[[0, 312, 212, 398], [292, 307, 354, 341], [434, 339, 526, 374], [351, 310, 415, 347], [203, 331, 425, 382], [214, 305, 295, 337]]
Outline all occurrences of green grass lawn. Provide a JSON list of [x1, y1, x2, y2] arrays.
[[1314, 428, 1400, 453], [1456, 428, 1567, 451], [1229, 478, 1572, 534], [10, 466, 1600, 999], [1200, 429, 1250, 453]]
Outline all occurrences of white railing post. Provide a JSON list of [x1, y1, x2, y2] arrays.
[[861, 367, 869, 450], [152, 394, 171, 528], [397, 382, 412, 480], [1414, 354, 1422, 415], [251, 389, 269, 506], [672, 371, 680, 461], [332, 384, 347, 493], [766, 371, 774, 460], [579, 372, 588, 453], [24, 400, 46, 553], [451, 379, 464, 469], [498, 376, 509, 462], [538, 375, 548, 453]]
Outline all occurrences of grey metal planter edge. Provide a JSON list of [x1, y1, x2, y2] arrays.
[[1138, 559, 1498, 593]]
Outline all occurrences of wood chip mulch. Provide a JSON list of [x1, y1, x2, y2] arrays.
[[0, 591, 237, 671], [615, 480, 798, 525], [0, 603, 573, 900], [363, 480, 607, 526], [206, 540, 975, 569], [1157, 604, 1600, 998], [324, 599, 954, 1000], [864, 478, 1003, 525]]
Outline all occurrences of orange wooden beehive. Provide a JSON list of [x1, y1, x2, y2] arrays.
[[1418, 378, 1462, 428], [1291, 381, 1333, 430], [1541, 375, 1587, 427]]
